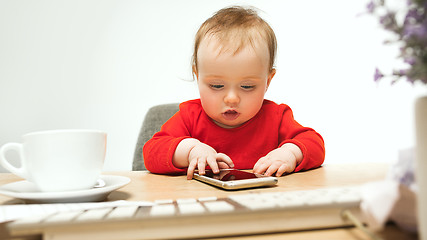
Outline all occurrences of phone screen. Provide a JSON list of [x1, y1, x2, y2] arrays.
[[203, 169, 262, 181]]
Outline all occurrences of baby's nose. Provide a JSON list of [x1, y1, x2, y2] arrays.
[[224, 90, 240, 104]]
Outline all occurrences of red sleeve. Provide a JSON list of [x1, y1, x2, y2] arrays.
[[277, 105, 325, 172], [143, 110, 190, 174]]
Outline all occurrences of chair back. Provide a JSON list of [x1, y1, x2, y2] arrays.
[[133, 103, 179, 170]]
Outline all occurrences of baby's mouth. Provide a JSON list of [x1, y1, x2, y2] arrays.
[[222, 109, 240, 121]]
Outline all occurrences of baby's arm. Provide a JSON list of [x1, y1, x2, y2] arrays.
[[253, 143, 302, 177], [173, 138, 234, 180]]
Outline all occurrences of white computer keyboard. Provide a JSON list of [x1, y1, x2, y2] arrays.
[[2, 185, 365, 239]]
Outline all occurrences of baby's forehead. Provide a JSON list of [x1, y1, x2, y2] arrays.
[[199, 33, 269, 58]]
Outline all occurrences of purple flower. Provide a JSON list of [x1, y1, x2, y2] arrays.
[[403, 23, 427, 39], [366, 0, 427, 86], [394, 69, 409, 77], [404, 8, 423, 25], [366, 1, 375, 13], [374, 68, 384, 82], [404, 56, 416, 65]]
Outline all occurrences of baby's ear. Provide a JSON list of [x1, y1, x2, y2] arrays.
[[266, 68, 276, 89]]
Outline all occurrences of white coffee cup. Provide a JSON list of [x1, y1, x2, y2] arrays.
[[0, 129, 107, 192]]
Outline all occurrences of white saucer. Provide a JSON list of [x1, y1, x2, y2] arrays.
[[0, 175, 130, 203]]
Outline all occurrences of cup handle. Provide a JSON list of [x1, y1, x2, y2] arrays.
[[0, 143, 29, 179]]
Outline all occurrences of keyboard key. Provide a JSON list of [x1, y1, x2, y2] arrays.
[[150, 204, 175, 216], [176, 198, 197, 204], [204, 201, 234, 212], [277, 200, 304, 208], [107, 206, 139, 219], [13, 214, 49, 225], [27, 205, 46, 216], [154, 199, 174, 204], [245, 201, 276, 210], [40, 204, 73, 216], [2, 205, 33, 222], [198, 196, 217, 202], [45, 211, 83, 223], [55, 204, 73, 213], [228, 194, 255, 202], [66, 204, 84, 212], [178, 202, 205, 215], [76, 208, 112, 221]]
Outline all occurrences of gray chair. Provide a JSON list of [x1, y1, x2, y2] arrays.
[[133, 103, 180, 171]]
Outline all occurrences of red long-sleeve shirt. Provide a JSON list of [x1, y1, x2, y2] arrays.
[[143, 99, 325, 174]]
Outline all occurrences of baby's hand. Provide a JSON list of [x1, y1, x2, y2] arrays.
[[253, 143, 302, 177], [187, 142, 234, 180]]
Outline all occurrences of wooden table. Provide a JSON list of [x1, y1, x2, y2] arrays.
[[0, 163, 418, 240]]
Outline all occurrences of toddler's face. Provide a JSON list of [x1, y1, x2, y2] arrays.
[[195, 37, 275, 129]]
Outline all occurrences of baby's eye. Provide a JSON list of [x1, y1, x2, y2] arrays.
[[241, 85, 255, 90], [210, 84, 224, 89]]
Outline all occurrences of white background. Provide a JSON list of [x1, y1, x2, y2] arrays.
[[0, 0, 425, 172]]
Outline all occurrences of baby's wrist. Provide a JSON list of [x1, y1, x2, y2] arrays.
[[173, 138, 201, 168], [187, 138, 201, 156], [280, 143, 303, 165], [185, 138, 201, 148]]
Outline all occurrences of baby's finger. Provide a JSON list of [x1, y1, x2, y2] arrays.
[[253, 157, 269, 174], [253, 161, 260, 171], [276, 164, 289, 177], [264, 161, 284, 176], [187, 160, 198, 180], [197, 158, 206, 175], [216, 153, 234, 168], [217, 162, 231, 169], [206, 156, 220, 173], [253, 158, 263, 171]]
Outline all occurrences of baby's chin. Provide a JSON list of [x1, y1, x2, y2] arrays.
[[212, 118, 244, 129]]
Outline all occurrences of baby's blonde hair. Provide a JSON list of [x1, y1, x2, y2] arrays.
[[192, 6, 277, 74]]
